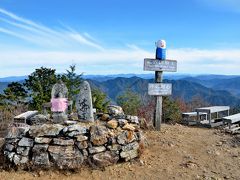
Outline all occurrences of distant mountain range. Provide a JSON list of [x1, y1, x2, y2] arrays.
[[0, 74, 240, 107], [0, 76, 27, 82], [182, 76, 240, 96], [88, 77, 240, 107], [0, 73, 214, 82]]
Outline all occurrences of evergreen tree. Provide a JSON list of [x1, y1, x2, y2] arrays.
[[2, 82, 27, 105], [61, 64, 83, 104], [116, 89, 141, 115], [162, 97, 181, 123], [24, 67, 57, 110], [92, 88, 110, 113], [0, 82, 27, 105]]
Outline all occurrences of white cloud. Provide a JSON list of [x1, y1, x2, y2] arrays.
[[0, 47, 240, 76], [0, 8, 104, 50], [169, 48, 240, 63]]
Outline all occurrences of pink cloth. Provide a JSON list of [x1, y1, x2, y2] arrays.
[[51, 98, 68, 112]]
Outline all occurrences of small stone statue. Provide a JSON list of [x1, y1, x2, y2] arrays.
[[51, 81, 68, 123]]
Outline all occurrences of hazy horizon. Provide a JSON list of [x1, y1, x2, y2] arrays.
[[1, 73, 240, 79]]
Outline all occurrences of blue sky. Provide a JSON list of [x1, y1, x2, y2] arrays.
[[0, 0, 240, 77]]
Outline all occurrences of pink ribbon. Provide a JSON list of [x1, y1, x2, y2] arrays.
[[51, 98, 68, 112]]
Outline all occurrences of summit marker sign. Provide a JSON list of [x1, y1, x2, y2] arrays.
[[148, 83, 172, 96], [144, 59, 177, 72]]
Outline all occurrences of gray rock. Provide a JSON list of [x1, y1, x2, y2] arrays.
[[5, 144, 15, 151], [52, 113, 68, 124], [126, 115, 139, 124], [107, 105, 124, 116], [90, 125, 108, 146], [88, 146, 106, 154], [107, 144, 122, 151], [76, 81, 94, 122], [75, 135, 88, 142], [29, 114, 49, 125], [75, 141, 88, 149], [53, 138, 74, 146], [32, 144, 49, 165], [92, 151, 119, 167], [13, 154, 29, 165], [67, 125, 86, 132], [64, 120, 77, 125], [29, 124, 64, 137], [117, 131, 137, 145], [34, 137, 52, 144], [63, 124, 87, 136], [82, 149, 88, 158], [67, 131, 82, 137], [32, 152, 50, 166], [120, 149, 139, 161], [118, 119, 128, 127], [5, 126, 30, 139], [6, 152, 15, 162], [32, 144, 49, 153], [108, 136, 117, 144], [5, 138, 19, 144], [16, 147, 30, 156], [18, 137, 34, 147], [122, 141, 139, 152], [48, 145, 74, 155], [48, 145, 83, 169]]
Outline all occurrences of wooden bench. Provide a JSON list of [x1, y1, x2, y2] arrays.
[[223, 113, 240, 124], [182, 112, 207, 125], [222, 113, 240, 134], [195, 106, 230, 128], [14, 111, 38, 124]]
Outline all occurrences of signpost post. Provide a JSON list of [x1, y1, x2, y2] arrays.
[[144, 40, 177, 131]]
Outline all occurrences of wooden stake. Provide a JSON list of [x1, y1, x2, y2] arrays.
[[154, 71, 163, 131]]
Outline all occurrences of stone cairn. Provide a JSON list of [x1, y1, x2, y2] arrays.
[[2, 81, 146, 170]]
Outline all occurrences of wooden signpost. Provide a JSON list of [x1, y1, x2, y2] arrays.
[[143, 40, 177, 131]]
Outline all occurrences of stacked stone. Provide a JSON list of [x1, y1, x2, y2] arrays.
[[3, 105, 145, 169]]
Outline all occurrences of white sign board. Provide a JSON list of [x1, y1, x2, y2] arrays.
[[148, 83, 172, 96], [144, 59, 177, 72]]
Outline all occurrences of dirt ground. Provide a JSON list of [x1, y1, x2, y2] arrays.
[[0, 124, 239, 180]]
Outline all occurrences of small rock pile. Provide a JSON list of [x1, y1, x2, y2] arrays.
[[2, 105, 146, 169]]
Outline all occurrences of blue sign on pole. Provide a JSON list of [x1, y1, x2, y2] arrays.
[[156, 40, 166, 60]]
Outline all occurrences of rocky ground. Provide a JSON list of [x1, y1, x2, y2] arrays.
[[0, 124, 239, 180]]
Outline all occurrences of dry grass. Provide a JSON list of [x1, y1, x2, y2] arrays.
[[0, 105, 27, 137]]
